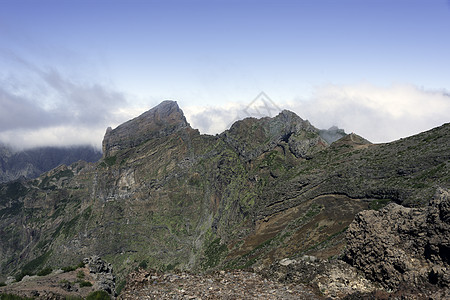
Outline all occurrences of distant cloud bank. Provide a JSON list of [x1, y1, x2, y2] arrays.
[[289, 83, 450, 143], [0, 58, 136, 149], [186, 84, 450, 143], [1, 72, 448, 149]]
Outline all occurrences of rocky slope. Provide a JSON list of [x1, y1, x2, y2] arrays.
[[0, 100, 449, 298], [0, 144, 101, 183]]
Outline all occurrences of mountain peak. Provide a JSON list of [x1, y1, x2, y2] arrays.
[[102, 100, 191, 157], [331, 132, 372, 148]]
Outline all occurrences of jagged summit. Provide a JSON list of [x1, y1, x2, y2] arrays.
[[222, 109, 327, 160], [102, 100, 191, 157]]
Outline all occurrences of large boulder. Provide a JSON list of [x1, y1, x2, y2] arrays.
[[344, 188, 450, 291]]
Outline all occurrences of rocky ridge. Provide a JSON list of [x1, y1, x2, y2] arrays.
[[0, 100, 449, 298]]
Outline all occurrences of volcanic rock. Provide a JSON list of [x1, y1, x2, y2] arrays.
[[84, 255, 116, 297], [344, 188, 450, 291], [102, 100, 191, 157]]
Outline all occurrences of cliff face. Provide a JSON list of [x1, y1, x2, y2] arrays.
[[0, 100, 449, 295], [102, 100, 191, 157]]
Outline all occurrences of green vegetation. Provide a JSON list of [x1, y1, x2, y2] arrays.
[[79, 280, 93, 287], [369, 199, 391, 211], [0, 282, 6, 287], [19, 251, 52, 278], [104, 155, 117, 166], [86, 290, 111, 300], [62, 261, 85, 273], [116, 280, 126, 295], [64, 296, 83, 300], [37, 267, 52, 276], [202, 238, 228, 269], [77, 270, 85, 279], [4, 182, 29, 199], [14, 271, 33, 282], [138, 260, 148, 269]]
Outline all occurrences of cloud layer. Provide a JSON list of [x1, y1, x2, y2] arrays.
[[0, 61, 133, 149], [291, 83, 450, 143], [186, 84, 450, 143], [1, 68, 448, 150]]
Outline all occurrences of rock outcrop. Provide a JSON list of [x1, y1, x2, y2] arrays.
[[102, 100, 191, 157], [84, 255, 116, 297], [344, 188, 450, 291], [261, 256, 377, 299]]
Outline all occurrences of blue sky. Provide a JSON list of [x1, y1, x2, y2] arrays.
[[0, 0, 449, 148]]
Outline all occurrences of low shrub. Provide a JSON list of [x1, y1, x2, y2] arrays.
[[37, 267, 52, 276], [79, 280, 93, 287], [86, 290, 110, 300], [14, 271, 34, 282]]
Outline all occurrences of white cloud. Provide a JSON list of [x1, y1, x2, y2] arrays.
[[0, 60, 134, 149], [184, 83, 450, 144], [285, 83, 450, 143], [0, 126, 106, 150], [183, 103, 244, 135]]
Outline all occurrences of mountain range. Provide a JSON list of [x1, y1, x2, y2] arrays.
[[0, 144, 101, 183], [0, 101, 448, 299]]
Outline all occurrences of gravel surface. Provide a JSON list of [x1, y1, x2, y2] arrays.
[[119, 269, 323, 300]]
